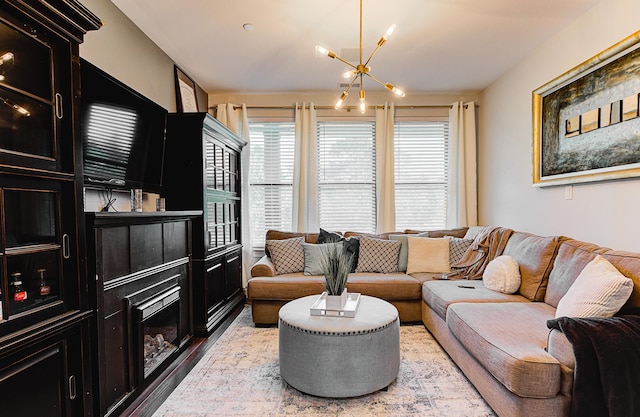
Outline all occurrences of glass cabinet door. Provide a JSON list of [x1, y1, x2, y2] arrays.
[[203, 136, 240, 253], [0, 14, 72, 173], [0, 178, 75, 324]]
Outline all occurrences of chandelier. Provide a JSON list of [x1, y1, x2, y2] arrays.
[[316, 0, 405, 112]]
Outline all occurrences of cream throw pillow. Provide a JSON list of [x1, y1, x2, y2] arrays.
[[555, 255, 634, 318], [482, 255, 521, 294], [406, 236, 450, 274]]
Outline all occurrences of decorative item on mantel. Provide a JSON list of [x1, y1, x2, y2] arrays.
[[310, 243, 361, 317]]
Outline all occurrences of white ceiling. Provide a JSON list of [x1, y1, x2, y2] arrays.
[[110, 0, 599, 95]]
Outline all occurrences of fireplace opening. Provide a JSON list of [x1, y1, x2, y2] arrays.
[[133, 286, 180, 380]]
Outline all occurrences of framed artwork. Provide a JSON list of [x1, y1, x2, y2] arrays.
[[174, 65, 199, 113], [533, 30, 640, 186]]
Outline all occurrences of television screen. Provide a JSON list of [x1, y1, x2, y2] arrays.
[[80, 59, 167, 194]]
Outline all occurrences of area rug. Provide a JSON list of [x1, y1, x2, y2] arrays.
[[152, 306, 496, 417]]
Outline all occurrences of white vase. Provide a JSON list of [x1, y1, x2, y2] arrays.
[[325, 288, 348, 310]]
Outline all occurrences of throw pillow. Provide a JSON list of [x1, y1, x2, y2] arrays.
[[389, 234, 409, 272], [555, 255, 634, 318], [449, 237, 474, 265], [317, 228, 342, 244], [343, 236, 360, 272], [355, 236, 401, 273], [266, 236, 305, 275], [482, 255, 521, 294], [406, 236, 450, 274], [302, 242, 342, 276]]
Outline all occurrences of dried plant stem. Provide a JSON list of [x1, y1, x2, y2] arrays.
[[319, 243, 353, 295]]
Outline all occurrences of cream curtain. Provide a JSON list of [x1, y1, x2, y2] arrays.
[[292, 103, 318, 232], [216, 103, 252, 287], [447, 101, 478, 228], [375, 102, 396, 233]]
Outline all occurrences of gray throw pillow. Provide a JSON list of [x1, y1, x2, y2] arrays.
[[303, 242, 342, 275], [389, 234, 409, 272]]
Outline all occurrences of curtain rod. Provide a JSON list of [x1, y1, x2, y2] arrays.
[[223, 104, 466, 111]]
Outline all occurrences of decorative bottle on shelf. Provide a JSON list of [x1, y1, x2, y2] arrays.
[[37, 269, 51, 296], [10, 272, 27, 302]]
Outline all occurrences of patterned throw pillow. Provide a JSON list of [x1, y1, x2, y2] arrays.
[[449, 237, 474, 265], [266, 236, 305, 274], [355, 236, 401, 273]]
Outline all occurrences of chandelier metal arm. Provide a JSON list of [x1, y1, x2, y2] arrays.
[[364, 71, 389, 88], [343, 73, 359, 96], [333, 53, 359, 70]]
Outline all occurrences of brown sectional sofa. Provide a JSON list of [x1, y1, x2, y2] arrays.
[[249, 227, 640, 417], [248, 228, 468, 325]]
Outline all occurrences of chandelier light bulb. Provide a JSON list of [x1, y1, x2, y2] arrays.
[[335, 92, 348, 109], [343, 69, 357, 78], [359, 90, 366, 114], [384, 24, 396, 39]]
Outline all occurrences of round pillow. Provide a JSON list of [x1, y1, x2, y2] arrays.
[[482, 255, 521, 294]]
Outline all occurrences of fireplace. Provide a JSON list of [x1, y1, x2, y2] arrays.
[[132, 286, 181, 380]]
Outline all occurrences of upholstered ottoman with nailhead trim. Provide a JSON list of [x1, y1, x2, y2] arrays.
[[278, 294, 400, 398]]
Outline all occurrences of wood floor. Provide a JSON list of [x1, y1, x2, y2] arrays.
[[122, 304, 246, 417]]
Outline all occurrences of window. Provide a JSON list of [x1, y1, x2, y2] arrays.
[[248, 118, 450, 251], [248, 122, 295, 251], [394, 121, 448, 231], [317, 121, 376, 233]]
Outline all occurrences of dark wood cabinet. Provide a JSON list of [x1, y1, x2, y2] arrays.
[[0, 1, 100, 416], [164, 113, 246, 335], [85, 211, 199, 417]]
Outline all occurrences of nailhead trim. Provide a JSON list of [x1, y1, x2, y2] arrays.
[[279, 317, 398, 336]]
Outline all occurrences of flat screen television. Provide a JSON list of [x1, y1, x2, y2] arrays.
[[80, 59, 167, 194]]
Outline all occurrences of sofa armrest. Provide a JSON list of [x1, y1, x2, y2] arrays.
[[251, 255, 277, 277]]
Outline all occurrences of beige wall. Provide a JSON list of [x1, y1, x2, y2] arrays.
[[479, 0, 640, 251], [78, 0, 207, 112]]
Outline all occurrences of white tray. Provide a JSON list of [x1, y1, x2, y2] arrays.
[[310, 292, 361, 317]]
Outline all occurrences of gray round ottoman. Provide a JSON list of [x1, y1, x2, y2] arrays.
[[278, 294, 400, 398]]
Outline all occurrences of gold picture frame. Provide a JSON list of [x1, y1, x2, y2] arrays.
[[533, 30, 640, 186]]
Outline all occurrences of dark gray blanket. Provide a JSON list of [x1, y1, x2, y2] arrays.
[[547, 313, 640, 417]]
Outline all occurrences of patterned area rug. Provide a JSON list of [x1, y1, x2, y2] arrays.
[[152, 306, 496, 417]]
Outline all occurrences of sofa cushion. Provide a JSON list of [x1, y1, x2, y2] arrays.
[[534, 238, 640, 310], [422, 280, 528, 320], [406, 236, 450, 274], [482, 255, 521, 294], [555, 254, 633, 318], [346, 273, 422, 300], [502, 232, 560, 301], [355, 236, 401, 273], [266, 237, 305, 274], [264, 230, 319, 256], [446, 302, 561, 398], [248, 275, 326, 300], [404, 227, 469, 238]]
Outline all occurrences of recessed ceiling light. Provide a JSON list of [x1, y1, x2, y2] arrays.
[[243, 23, 255, 31]]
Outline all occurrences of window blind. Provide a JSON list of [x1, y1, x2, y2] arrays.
[[248, 122, 295, 250], [394, 121, 448, 231], [317, 121, 376, 233]]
